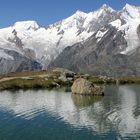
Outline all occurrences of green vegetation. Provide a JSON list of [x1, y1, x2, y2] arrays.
[[77, 75, 140, 84], [0, 78, 56, 90], [0, 70, 60, 79], [0, 70, 72, 90], [0, 70, 140, 90], [117, 77, 140, 84]]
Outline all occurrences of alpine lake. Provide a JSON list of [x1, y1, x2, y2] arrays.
[[0, 85, 140, 140]]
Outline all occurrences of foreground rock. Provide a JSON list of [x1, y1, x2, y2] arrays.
[[71, 78, 104, 96]]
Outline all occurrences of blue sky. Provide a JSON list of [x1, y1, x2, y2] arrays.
[[0, 0, 140, 28]]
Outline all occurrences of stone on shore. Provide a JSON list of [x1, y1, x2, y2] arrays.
[[71, 78, 104, 96]]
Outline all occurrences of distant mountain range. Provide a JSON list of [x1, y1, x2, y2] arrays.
[[0, 4, 140, 76]]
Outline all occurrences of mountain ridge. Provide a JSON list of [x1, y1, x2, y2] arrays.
[[0, 3, 140, 75]]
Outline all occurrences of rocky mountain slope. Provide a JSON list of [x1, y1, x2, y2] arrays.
[[0, 4, 140, 75], [49, 4, 140, 76], [49, 24, 140, 76]]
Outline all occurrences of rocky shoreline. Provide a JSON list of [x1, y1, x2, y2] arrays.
[[0, 68, 140, 91]]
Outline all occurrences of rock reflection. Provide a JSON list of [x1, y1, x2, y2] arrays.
[[0, 85, 140, 138], [71, 94, 102, 108]]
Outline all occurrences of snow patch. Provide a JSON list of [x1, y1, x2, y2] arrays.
[[96, 30, 108, 42], [110, 19, 122, 28], [13, 21, 39, 30], [120, 19, 140, 54], [122, 3, 140, 21]]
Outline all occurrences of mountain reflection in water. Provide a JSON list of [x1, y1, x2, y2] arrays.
[[0, 85, 140, 139]]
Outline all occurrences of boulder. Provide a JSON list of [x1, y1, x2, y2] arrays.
[[71, 78, 104, 96]]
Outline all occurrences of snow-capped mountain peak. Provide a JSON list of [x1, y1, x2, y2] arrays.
[[13, 21, 39, 31], [88, 4, 116, 21], [124, 3, 140, 10], [121, 3, 140, 21], [100, 4, 115, 12], [74, 10, 87, 17]]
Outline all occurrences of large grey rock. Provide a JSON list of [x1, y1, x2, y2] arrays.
[[71, 78, 104, 96]]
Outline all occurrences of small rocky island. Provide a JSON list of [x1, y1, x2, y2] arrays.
[[71, 78, 104, 96]]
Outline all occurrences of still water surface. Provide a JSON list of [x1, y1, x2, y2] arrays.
[[0, 85, 140, 140]]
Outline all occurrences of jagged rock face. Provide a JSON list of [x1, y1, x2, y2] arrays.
[[49, 25, 140, 76], [0, 48, 42, 73], [48, 4, 140, 76]]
